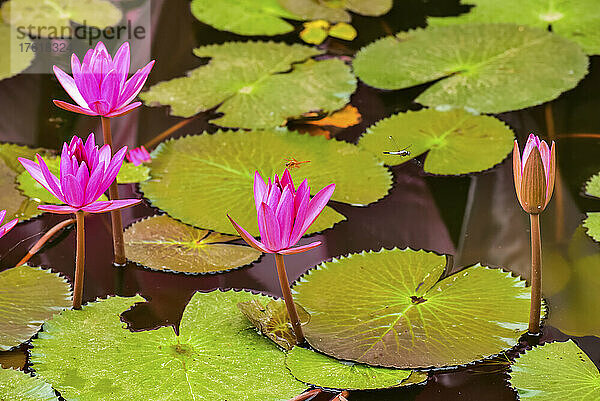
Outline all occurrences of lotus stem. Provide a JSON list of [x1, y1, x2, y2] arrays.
[[73, 211, 85, 310], [143, 115, 199, 149], [15, 218, 75, 267], [528, 213, 542, 334], [274, 253, 304, 345], [101, 116, 126, 265]]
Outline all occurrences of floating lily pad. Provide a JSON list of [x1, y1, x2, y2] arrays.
[[0, 368, 58, 401], [293, 248, 531, 368], [353, 24, 588, 114], [190, 0, 301, 35], [1, 0, 122, 36], [0, 265, 71, 351], [140, 130, 391, 235], [115, 162, 150, 184], [141, 42, 357, 129], [0, 160, 42, 222], [509, 340, 600, 400], [428, 0, 600, 55], [279, 0, 392, 23], [358, 109, 514, 174], [237, 298, 310, 350], [0, 143, 49, 173], [583, 213, 600, 243], [31, 291, 308, 400], [124, 215, 261, 274], [585, 173, 600, 198], [0, 24, 34, 80], [286, 347, 428, 390]]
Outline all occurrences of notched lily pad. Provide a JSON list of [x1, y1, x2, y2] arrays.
[[279, 0, 392, 23], [238, 298, 309, 350], [190, 0, 301, 36], [140, 130, 391, 236], [584, 173, 600, 198], [286, 346, 428, 390], [141, 41, 357, 129], [353, 24, 588, 114], [124, 215, 261, 274], [428, 0, 600, 55], [509, 340, 600, 400], [0, 265, 71, 351], [31, 291, 308, 400], [583, 173, 600, 242], [0, 367, 58, 401], [358, 109, 515, 175], [293, 248, 531, 368]]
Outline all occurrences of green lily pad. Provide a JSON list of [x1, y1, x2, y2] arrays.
[[428, 0, 600, 55], [0, 24, 34, 81], [279, 0, 392, 23], [190, 0, 301, 36], [237, 298, 310, 350], [583, 213, 600, 243], [123, 215, 261, 274], [353, 24, 588, 114], [509, 340, 600, 400], [0, 143, 50, 173], [0, 160, 42, 222], [0, 368, 58, 401], [286, 347, 428, 390], [585, 173, 600, 198], [140, 130, 390, 235], [141, 41, 357, 129], [1, 0, 122, 36], [31, 291, 308, 400], [0, 265, 71, 351], [293, 248, 531, 368], [358, 109, 514, 174], [115, 162, 150, 184]]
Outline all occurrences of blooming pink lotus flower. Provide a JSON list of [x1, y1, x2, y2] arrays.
[[228, 169, 335, 254], [126, 145, 151, 166], [19, 134, 141, 214], [513, 133, 556, 214], [53, 42, 155, 117], [0, 210, 17, 239]]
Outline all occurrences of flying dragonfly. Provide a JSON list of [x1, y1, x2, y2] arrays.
[[383, 136, 411, 157]]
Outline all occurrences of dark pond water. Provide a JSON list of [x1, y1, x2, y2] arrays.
[[1, 0, 600, 400]]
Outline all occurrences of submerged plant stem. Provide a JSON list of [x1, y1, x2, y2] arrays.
[[274, 253, 305, 345], [143, 115, 199, 149], [101, 116, 126, 265], [15, 218, 75, 267], [73, 211, 85, 309], [545, 103, 564, 243], [528, 213, 542, 334]]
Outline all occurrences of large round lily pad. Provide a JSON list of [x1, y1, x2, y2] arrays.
[[286, 347, 428, 390], [0, 24, 34, 81], [279, 0, 392, 23], [353, 24, 588, 114], [31, 291, 308, 400], [140, 41, 357, 129], [124, 215, 261, 274], [190, 0, 301, 35], [509, 340, 600, 400], [428, 0, 600, 55], [358, 109, 514, 175], [0, 368, 58, 401], [140, 130, 391, 235], [0, 265, 71, 351], [583, 173, 600, 242], [293, 248, 531, 368]]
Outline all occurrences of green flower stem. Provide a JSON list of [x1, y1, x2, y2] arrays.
[[73, 210, 85, 310], [101, 116, 126, 265], [529, 213, 542, 334], [274, 253, 304, 345]]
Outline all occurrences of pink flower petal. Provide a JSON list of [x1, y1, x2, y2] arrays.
[[253, 171, 267, 211], [38, 204, 79, 214], [53, 65, 89, 108], [275, 186, 294, 248], [53, 100, 97, 116], [62, 174, 84, 207], [289, 188, 310, 246], [81, 199, 141, 213], [0, 217, 18, 238], [299, 183, 335, 236], [117, 60, 155, 107], [278, 241, 322, 255], [112, 42, 130, 86], [100, 69, 120, 111], [265, 184, 281, 211], [104, 101, 141, 117], [227, 215, 269, 253], [36, 155, 65, 202], [280, 168, 294, 192], [258, 202, 281, 251], [85, 166, 105, 204], [0, 209, 5, 224]]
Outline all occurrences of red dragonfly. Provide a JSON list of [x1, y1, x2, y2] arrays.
[[285, 157, 311, 169]]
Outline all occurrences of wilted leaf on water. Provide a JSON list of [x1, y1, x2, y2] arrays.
[[353, 24, 588, 114], [286, 346, 428, 390], [1, 0, 122, 36], [509, 340, 600, 400], [0, 24, 34, 81], [358, 109, 514, 175], [0, 368, 57, 401], [288, 105, 361, 139], [140, 130, 391, 235], [294, 248, 531, 368], [238, 298, 310, 350], [428, 0, 600, 55], [279, 0, 392, 23], [329, 22, 357, 41], [31, 291, 308, 400], [141, 42, 356, 129], [0, 265, 71, 351], [124, 215, 261, 274], [299, 20, 357, 45]]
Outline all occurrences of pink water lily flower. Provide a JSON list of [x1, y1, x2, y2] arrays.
[[228, 169, 335, 254], [53, 41, 155, 117], [19, 134, 141, 214], [126, 145, 151, 166], [0, 210, 17, 239]]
